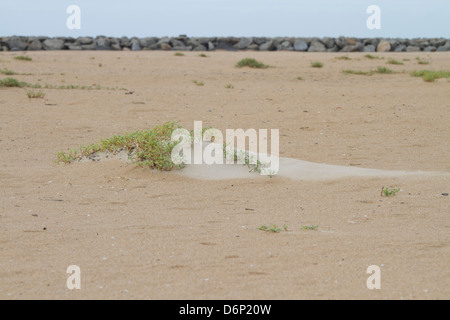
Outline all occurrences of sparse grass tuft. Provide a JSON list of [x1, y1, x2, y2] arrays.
[[416, 57, 430, 65], [342, 69, 372, 75], [364, 54, 382, 60], [374, 66, 395, 74], [0, 68, 18, 75], [224, 83, 234, 89], [174, 52, 185, 56], [311, 61, 323, 68], [410, 70, 450, 82], [301, 225, 319, 230], [335, 55, 351, 60], [26, 91, 45, 99], [296, 76, 303, 80], [386, 58, 403, 65], [192, 80, 205, 86], [236, 58, 269, 69], [14, 55, 32, 61], [198, 53, 208, 58], [342, 67, 396, 76]]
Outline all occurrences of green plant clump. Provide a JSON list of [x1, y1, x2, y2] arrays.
[[410, 70, 450, 82], [56, 121, 184, 171], [311, 61, 323, 68], [0, 77, 29, 87], [259, 224, 284, 233], [236, 58, 269, 69], [14, 55, 32, 61]]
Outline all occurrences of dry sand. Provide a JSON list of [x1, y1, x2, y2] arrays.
[[0, 50, 449, 300]]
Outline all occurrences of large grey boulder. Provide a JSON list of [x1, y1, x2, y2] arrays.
[[394, 45, 406, 52], [193, 44, 207, 51], [363, 45, 376, 52], [430, 38, 446, 47], [96, 37, 110, 50], [78, 37, 94, 45], [293, 39, 308, 51], [276, 40, 291, 50], [341, 43, 363, 52], [81, 43, 97, 50], [139, 37, 158, 49], [235, 37, 253, 49], [323, 37, 336, 48], [406, 45, 421, 52], [326, 46, 339, 52], [307, 40, 326, 52], [131, 39, 141, 51], [437, 41, 450, 51], [8, 37, 28, 51], [259, 40, 275, 51], [27, 39, 43, 51], [119, 37, 131, 48], [67, 44, 82, 50], [43, 38, 65, 50], [170, 38, 185, 48], [423, 46, 436, 52]]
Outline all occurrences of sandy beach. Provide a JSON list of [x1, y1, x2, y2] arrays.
[[0, 50, 449, 299]]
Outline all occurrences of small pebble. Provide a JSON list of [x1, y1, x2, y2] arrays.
[[442, 193, 448, 196]]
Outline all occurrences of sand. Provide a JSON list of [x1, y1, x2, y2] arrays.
[[0, 50, 449, 300]]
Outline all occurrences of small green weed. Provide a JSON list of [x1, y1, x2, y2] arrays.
[[301, 225, 319, 230], [192, 80, 205, 86], [258, 224, 284, 233], [381, 187, 400, 197]]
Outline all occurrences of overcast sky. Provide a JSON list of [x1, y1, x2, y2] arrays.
[[1, 0, 449, 38]]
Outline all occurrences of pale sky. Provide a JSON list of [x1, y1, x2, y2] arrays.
[[1, 0, 449, 38]]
